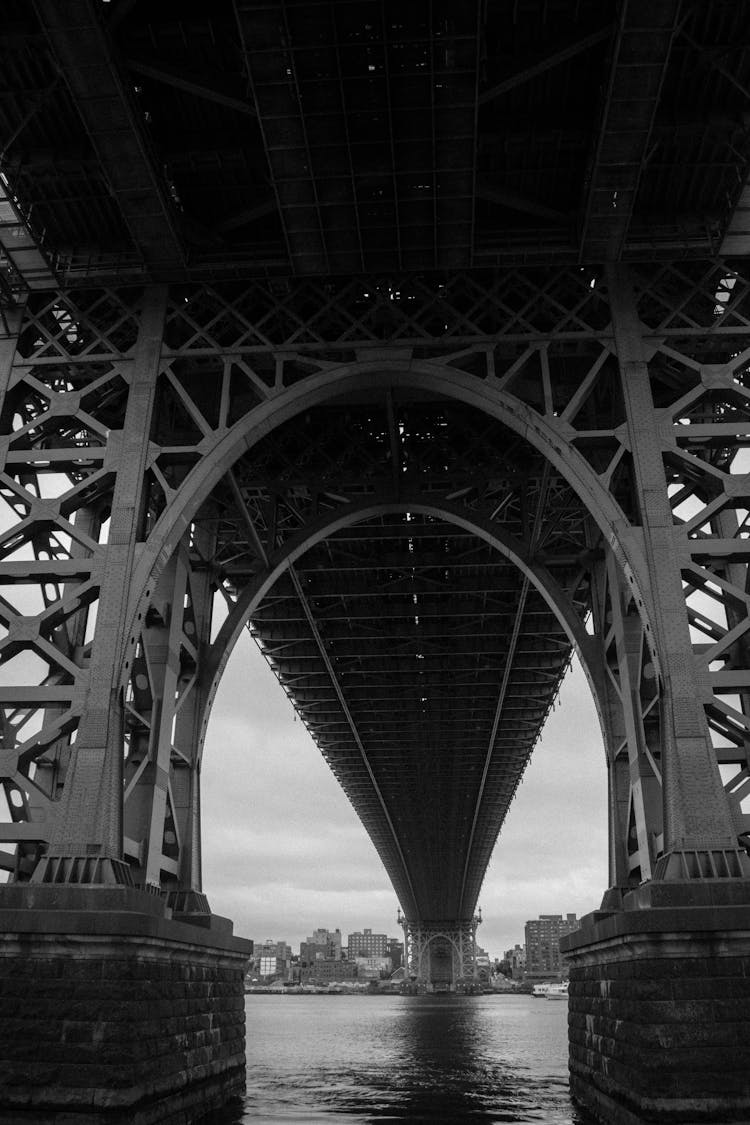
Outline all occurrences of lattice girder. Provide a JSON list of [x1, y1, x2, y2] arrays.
[[0, 263, 748, 911]]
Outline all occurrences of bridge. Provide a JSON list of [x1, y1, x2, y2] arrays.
[[1, 1, 750, 1122]]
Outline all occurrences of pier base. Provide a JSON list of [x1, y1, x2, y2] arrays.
[[562, 883, 750, 1125], [0, 885, 252, 1123]]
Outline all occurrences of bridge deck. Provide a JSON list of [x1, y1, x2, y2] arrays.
[[1, 1, 748, 290]]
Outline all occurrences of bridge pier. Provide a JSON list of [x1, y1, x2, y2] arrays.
[[401, 917, 481, 992], [562, 884, 750, 1125], [555, 267, 748, 1121], [0, 885, 251, 1124]]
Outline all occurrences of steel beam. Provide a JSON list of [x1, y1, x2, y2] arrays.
[[579, 1, 682, 262], [33, 0, 184, 272]]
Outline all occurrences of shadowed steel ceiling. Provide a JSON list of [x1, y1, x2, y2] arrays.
[[0, 0, 748, 285]]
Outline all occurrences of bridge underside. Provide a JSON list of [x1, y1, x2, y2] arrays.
[[1, 0, 749, 293], [2, 0, 750, 1122], [216, 394, 590, 924]]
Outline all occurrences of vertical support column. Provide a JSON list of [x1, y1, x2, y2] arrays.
[[141, 546, 189, 890], [34, 286, 167, 882], [402, 921, 434, 989], [171, 522, 217, 898], [566, 268, 750, 1125], [605, 551, 664, 887], [0, 305, 24, 876], [403, 920, 421, 984], [607, 265, 747, 877], [457, 916, 480, 984], [122, 525, 215, 908], [0, 292, 252, 1125], [589, 555, 632, 891], [16, 508, 100, 882], [0, 307, 36, 879], [709, 506, 750, 840]]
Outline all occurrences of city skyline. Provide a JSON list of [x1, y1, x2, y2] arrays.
[[202, 623, 608, 957]]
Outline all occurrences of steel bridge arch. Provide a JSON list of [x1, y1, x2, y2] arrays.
[[406, 927, 474, 986], [196, 495, 606, 769], [124, 359, 653, 679], [182, 494, 609, 925]]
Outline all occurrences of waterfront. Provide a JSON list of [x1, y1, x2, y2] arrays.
[[214, 992, 597, 1123]]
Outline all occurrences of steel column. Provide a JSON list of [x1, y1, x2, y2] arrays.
[[33, 286, 167, 881], [608, 265, 750, 878], [123, 528, 215, 897]]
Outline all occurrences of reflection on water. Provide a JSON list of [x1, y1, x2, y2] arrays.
[[210, 993, 597, 1124]]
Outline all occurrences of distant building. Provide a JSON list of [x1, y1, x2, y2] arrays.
[[314, 928, 342, 958], [251, 939, 293, 982], [388, 938, 404, 972], [503, 944, 526, 980], [300, 928, 342, 966], [254, 939, 292, 961], [524, 914, 579, 978], [302, 959, 358, 984], [475, 945, 491, 982], [347, 928, 388, 958], [354, 955, 391, 979]]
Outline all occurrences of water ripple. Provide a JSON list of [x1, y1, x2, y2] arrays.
[[216, 994, 598, 1124]]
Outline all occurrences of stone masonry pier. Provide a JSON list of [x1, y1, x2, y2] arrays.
[[0, 886, 251, 1124], [562, 884, 750, 1125]]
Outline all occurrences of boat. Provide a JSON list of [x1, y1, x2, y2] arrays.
[[544, 982, 569, 1001]]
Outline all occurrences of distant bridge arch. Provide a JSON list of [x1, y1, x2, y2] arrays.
[[403, 924, 480, 991]]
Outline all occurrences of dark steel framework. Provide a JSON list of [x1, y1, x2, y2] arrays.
[[1, 0, 750, 980], [2, 263, 750, 922], [2, 1, 749, 288]]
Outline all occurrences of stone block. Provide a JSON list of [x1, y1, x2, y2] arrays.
[[0, 899, 250, 1123], [566, 899, 750, 1123]]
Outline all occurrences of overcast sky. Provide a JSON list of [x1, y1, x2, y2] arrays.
[[201, 626, 608, 960]]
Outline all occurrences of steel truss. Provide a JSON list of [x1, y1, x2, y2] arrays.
[[0, 262, 749, 924], [402, 915, 481, 990]]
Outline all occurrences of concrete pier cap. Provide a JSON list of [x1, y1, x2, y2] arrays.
[[0, 884, 252, 1124], [561, 881, 750, 1125]]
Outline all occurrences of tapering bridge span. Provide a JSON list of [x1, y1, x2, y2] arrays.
[[2, 1, 750, 1122]]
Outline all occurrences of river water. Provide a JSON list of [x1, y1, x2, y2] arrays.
[[213, 992, 598, 1124]]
